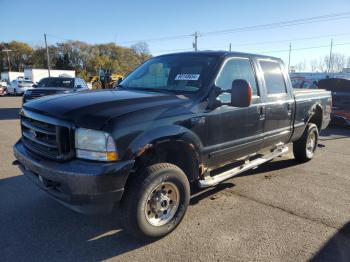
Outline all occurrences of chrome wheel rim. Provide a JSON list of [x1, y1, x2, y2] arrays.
[[306, 132, 316, 158], [144, 182, 180, 227]]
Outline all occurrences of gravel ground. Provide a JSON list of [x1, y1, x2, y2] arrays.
[[1, 96, 350, 262]]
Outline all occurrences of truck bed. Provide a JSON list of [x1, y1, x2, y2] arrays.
[[293, 88, 331, 100]]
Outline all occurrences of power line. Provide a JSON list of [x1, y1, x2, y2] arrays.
[[119, 33, 192, 44], [227, 32, 350, 47], [260, 41, 350, 55], [201, 12, 350, 37], [46, 34, 72, 42], [152, 41, 350, 56], [119, 11, 350, 45]]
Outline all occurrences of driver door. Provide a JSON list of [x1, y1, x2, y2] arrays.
[[204, 57, 264, 168]]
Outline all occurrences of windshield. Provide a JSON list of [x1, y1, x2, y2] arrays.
[[37, 78, 74, 88], [119, 54, 218, 94]]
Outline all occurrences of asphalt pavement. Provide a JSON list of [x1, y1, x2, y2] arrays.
[[1, 96, 350, 262]]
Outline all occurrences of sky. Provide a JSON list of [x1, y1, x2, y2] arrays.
[[1, 0, 350, 69]]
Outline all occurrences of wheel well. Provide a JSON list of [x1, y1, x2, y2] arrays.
[[308, 105, 323, 131], [133, 140, 200, 182]]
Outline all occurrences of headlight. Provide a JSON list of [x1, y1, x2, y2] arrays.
[[75, 128, 118, 161]]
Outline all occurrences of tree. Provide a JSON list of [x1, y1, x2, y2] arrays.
[[1, 40, 150, 81], [310, 59, 318, 72], [0, 41, 33, 71], [131, 41, 151, 63], [331, 53, 346, 73], [347, 56, 350, 68], [294, 60, 307, 72], [55, 53, 72, 69]]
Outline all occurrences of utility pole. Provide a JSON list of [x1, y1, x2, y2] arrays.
[[288, 43, 292, 72], [229, 43, 232, 52], [193, 32, 199, 51], [1, 49, 12, 72], [328, 39, 333, 74], [44, 33, 51, 77]]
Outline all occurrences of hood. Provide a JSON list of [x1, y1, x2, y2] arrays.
[[26, 87, 73, 94], [30, 87, 72, 91], [23, 89, 186, 129]]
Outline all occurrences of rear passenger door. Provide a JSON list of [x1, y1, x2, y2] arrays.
[[257, 59, 294, 148]]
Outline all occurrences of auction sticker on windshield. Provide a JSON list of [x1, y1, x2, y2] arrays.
[[175, 74, 200, 81]]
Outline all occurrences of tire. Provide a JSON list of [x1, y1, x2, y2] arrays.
[[293, 123, 319, 163], [121, 163, 190, 241]]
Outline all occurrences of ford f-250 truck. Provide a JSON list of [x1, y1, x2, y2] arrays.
[[13, 51, 331, 240]]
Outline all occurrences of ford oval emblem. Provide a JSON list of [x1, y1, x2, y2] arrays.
[[29, 129, 37, 138]]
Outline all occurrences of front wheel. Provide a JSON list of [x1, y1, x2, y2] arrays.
[[121, 163, 190, 240], [293, 123, 319, 162]]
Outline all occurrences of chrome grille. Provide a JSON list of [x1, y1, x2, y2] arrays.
[[26, 89, 60, 101], [20, 110, 74, 161]]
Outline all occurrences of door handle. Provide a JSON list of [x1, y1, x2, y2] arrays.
[[259, 106, 265, 120], [287, 103, 293, 116]]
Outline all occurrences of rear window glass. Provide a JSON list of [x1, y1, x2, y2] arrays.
[[259, 60, 287, 94]]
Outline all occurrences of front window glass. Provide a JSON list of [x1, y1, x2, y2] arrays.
[[120, 55, 218, 94], [215, 57, 258, 95]]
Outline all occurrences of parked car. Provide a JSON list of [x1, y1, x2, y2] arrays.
[[23, 77, 89, 103], [318, 78, 350, 125], [291, 78, 318, 89], [7, 79, 34, 95], [13, 51, 331, 240], [0, 81, 7, 96]]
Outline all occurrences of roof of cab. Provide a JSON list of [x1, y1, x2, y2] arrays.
[[156, 50, 281, 60]]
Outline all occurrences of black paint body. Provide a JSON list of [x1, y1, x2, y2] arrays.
[[13, 51, 332, 213]]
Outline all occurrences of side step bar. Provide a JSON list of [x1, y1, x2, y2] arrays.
[[198, 146, 288, 188]]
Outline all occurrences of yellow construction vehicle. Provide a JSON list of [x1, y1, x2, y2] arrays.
[[90, 69, 123, 89]]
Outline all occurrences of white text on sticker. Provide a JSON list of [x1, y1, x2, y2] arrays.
[[175, 74, 200, 81]]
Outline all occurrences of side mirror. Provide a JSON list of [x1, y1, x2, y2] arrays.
[[231, 79, 252, 107], [76, 85, 82, 89], [32, 84, 37, 88]]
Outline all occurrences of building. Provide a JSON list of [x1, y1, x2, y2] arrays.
[[0, 71, 24, 83], [24, 69, 75, 83]]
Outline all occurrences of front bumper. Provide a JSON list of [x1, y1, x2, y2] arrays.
[[13, 140, 134, 214]]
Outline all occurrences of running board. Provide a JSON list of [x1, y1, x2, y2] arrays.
[[198, 146, 289, 188]]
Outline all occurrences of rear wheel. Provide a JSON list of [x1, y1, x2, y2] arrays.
[[121, 163, 190, 240], [293, 123, 319, 162]]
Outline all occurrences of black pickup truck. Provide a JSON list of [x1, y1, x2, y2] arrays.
[[13, 51, 331, 240]]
